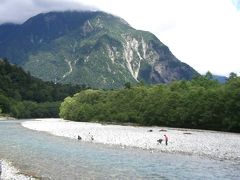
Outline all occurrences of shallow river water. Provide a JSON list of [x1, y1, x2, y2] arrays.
[[0, 120, 240, 180]]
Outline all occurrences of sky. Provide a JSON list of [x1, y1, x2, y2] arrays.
[[0, 0, 240, 76]]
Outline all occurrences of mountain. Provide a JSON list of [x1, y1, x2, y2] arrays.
[[212, 75, 227, 83], [0, 11, 198, 88]]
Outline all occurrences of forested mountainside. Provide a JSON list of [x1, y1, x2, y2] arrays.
[[0, 59, 86, 118], [0, 11, 198, 88]]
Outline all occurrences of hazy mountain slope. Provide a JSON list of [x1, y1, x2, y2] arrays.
[[213, 75, 227, 83]]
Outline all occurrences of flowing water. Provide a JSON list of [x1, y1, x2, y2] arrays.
[[0, 120, 240, 180]]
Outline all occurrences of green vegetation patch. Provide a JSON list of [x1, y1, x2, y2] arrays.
[[0, 58, 87, 118], [60, 73, 240, 133]]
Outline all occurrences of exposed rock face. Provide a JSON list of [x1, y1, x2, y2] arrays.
[[0, 11, 198, 88]]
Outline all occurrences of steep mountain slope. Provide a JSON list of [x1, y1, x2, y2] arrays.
[[0, 58, 84, 103], [0, 11, 198, 88]]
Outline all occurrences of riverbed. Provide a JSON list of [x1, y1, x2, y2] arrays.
[[22, 118, 240, 161], [1, 119, 240, 179]]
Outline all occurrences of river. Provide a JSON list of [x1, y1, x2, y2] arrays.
[[0, 120, 240, 179]]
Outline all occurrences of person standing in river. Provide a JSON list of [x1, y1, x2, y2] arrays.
[[164, 134, 168, 145]]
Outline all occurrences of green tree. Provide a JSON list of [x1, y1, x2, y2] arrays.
[[228, 72, 237, 81]]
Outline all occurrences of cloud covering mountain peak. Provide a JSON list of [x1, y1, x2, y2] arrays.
[[0, 0, 96, 24]]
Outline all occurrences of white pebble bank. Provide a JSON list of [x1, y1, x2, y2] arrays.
[[0, 159, 36, 180], [22, 118, 240, 161]]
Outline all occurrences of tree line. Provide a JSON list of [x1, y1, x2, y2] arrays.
[[60, 72, 240, 132], [0, 58, 87, 118], [1, 57, 239, 133]]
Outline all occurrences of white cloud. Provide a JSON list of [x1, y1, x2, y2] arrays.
[[156, 0, 240, 76], [0, 0, 240, 76], [0, 0, 95, 24]]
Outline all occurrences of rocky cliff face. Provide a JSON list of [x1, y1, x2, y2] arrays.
[[0, 11, 198, 88]]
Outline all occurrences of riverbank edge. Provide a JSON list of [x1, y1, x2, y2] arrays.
[[21, 118, 240, 162], [0, 117, 15, 121], [0, 159, 37, 180]]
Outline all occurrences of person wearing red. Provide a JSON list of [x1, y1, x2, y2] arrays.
[[164, 134, 168, 146]]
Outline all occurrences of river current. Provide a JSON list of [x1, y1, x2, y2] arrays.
[[0, 120, 240, 179]]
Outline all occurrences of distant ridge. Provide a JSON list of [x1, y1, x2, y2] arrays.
[[213, 75, 227, 83]]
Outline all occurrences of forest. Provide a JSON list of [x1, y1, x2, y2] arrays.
[[60, 72, 240, 132], [1, 58, 239, 132], [0, 58, 87, 118]]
